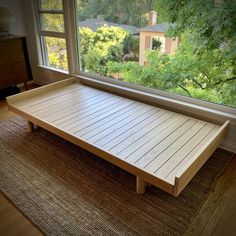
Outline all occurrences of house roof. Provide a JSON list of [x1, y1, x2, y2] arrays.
[[79, 18, 139, 35], [139, 22, 176, 33]]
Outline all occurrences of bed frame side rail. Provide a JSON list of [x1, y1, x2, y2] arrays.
[[6, 77, 77, 104], [173, 120, 230, 197]]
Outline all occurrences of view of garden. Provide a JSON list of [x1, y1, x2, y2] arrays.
[[40, 0, 236, 108]]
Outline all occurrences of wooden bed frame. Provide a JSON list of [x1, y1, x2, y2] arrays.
[[7, 78, 229, 196]]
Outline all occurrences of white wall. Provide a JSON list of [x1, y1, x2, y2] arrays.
[[0, 0, 26, 36]]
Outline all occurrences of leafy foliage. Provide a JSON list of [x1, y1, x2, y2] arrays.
[[41, 0, 236, 107], [80, 26, 130, 74], [107, 42, 236, 107], [154, 0, 236, 107], [46, 37, 68, 71], [77, 0, 156, 27]]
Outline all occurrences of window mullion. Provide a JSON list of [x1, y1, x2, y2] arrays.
[[62, 0, 79, 74], [39, 30, 66, 38], [38, 10, 64, 14]]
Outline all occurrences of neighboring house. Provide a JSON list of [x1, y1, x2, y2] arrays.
[[79, 18, 139, 35], [139, 11, 179, 65]]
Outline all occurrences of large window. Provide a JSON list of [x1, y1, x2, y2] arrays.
[[35, 1, 235, 109], [37, 0, 68, 71], [75, 0, 235, 109]]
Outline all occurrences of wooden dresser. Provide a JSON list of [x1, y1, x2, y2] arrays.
[[0, 35, 32, 90]]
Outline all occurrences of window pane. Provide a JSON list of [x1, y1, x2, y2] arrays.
[[39, 0, 63, 11], [42, 36, 68, 71], [152, 36, 165, 52], [76, 1, 236, 108], [40, 13, 64, 32]]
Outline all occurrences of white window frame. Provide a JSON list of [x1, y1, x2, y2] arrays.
[[35, 0, 78, 74]]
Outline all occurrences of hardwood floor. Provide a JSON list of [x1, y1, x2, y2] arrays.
[[0, 194, 43, 236], [184, 156, 236, 236], [0, 84, 43, 236], [0, 84, 235, 236]]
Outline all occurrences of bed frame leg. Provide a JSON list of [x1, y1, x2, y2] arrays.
[[27, 121, 34, 132], [136, 177, 146, 194]]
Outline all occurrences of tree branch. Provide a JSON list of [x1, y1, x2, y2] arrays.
[[179, 85, 192, 97], [192, 78, 205, 90], [201, 71, 211, 82], [213, 77, 236, 86]]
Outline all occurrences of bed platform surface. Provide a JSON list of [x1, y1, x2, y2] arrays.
[[7, 78, 229, 196]]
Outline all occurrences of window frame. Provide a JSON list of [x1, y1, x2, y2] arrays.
[[36, 0, 69, 71], [151, 35, 165, 52]]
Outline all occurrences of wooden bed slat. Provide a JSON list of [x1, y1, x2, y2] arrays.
[[122, 116, 188, 162], [7, 77, 229, 197], [11, 79, 78, 107], [134, 119, 198, 168], [36, 92, 113, 121], [172, 120, 229, 196], [56, 96, 125, 128], [89, 105, 157, 145], [106, 111, 173, 154], [79, 102, 142, 138], [102, 109, 166, 151], [156, 123, 216, 181], [15, 84, 79, 109], [22, 86, 96, 114], [165, 127, 218, 183], [144, 121, 207, 173], [7, 78, 77, 104], [65, 98, 133, 133]]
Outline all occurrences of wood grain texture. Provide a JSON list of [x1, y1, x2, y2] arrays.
[[184, 153, 236, 236], [173, 120, 230, 196], [7, 79, 229, 196], [0, 194, 43, 236], [0, 83, 235, 235]]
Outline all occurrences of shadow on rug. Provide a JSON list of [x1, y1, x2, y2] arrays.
[[0, 117, 233, 236]]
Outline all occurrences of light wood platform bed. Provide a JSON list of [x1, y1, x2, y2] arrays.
[[7, 78, 229, 196]]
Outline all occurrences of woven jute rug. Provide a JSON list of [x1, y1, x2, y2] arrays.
[[0, 117, 233, 236]]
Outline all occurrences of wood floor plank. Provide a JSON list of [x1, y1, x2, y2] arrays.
[[89, 105, 158, 146]]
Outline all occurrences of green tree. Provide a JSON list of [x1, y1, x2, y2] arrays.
[[154, 0, 236, 106], [108, 43, 236, 107], [81, 26, 129, 74], [79, 27, 95, 69], [77, 0, 156, 27]]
